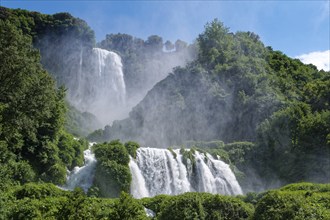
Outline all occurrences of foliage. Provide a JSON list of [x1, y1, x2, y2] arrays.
[[0, 7, 101, 139], [100, 19, 329, 188], [167, 147, 177, 159], [2, 183, 116, 220], [0, 7, 95, 89], [256, 101, 330, 185], [125, 141, 140, 158], [109, 192, 148, 220], [65, 103, 101, 137], [57, 131, 89, 170], [87, 128, 105, 142], [180, 147, 196, 169], [141, 194, 172, 214], [13, 182, 68, 200], [0, 12, 91, 188], [0, 19, 65, 185], [143, 192, 254, 220], [1, 182, 329, 219], [103, 19, 278, 148], [254, 183, 330, 220], [93, 140, 132, 197], [94, 140, 130, 165]]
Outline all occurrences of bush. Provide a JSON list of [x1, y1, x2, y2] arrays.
[[254, 183, 330, 220], [58, 131, 88, 170], [14, 183, 67, 200], [125, 141, 140, 158], [93, 140, 132, 197], [7, 197, 66, 220], [109, 192, 148, 220], [94, 140, 129, 165], [157, 192, 253, 220]]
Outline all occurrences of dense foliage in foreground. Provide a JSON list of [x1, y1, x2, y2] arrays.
[[0, 17, 88, 191], [0, 182, 329, 219]]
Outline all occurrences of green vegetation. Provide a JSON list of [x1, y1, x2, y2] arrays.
[[180, 147, 197, 168], [58, 131, 88, 170], [167, 147, 177, 159], [0, 7, 101, 137], [147, 192, 254, 220], [103, 19, 329, 188], [0, 20, 84, 188], [0, 6, 95, 86], [125, 141, 140, 158], [65, 103, 101, 137], [1, 182, 328, 219], [0, 8, 90, 197], [92, 140, 140, 197], [253, 183, 330, 220]]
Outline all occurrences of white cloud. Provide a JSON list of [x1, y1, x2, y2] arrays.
[[295, 50, 330, 71]]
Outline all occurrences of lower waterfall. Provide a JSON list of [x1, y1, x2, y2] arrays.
[[62, 143, 96, 192], [64, 146, 242, 198], [130, 148, 242, 198]]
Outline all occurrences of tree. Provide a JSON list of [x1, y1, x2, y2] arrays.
[[175, 39, 187, 51], [109, 192, 147, 220], [197, 19, 232, 67], [164, 40, 175, 51], [145, 35, 163, 53], [0, 20, 67, 184]]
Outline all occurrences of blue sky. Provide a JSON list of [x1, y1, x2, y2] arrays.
[[1, 1, 329, 70]]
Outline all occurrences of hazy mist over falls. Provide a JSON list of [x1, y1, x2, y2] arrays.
[[37, 30, 196, 126]]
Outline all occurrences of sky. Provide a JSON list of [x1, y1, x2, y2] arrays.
[[1, 0, 329, 70]]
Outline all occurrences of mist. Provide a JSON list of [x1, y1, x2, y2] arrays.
[[32, 12, 329, 194], [36, 28, 196, 126]]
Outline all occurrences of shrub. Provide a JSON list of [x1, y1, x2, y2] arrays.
[[93, 140, 132, 197], [125, 141, 140, 158], [254, 183, 330, 220]]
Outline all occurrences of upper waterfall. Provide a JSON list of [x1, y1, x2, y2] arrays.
[[130, 148, 242, 198], [68, 47, 126, 124]]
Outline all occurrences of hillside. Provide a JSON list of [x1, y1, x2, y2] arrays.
[[90, 20, 330, 188]]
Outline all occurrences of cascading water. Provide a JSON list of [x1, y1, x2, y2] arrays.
[[91, 48, 126, 103], [63, 146, 242, 197], [63, 143, 96, 192], [129, 156, 150, 198], [130, 148, 242, 198], [68, 48, 126, 124]]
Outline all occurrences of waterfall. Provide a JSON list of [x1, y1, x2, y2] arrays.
[[130, 148, 242, 198], [68, 48, 126, 124], [129, 156, 149, 198], [63, 143, 96, 192], [91, 48, 126, 104], [63, 146, 242, 197]]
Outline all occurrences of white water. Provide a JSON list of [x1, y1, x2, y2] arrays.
[[129, 156, 150, 198], [130, 148, 242, 198], [64, 146, 242, 197], [68, 48, 126, 124], [63, 143, 96, 192]]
